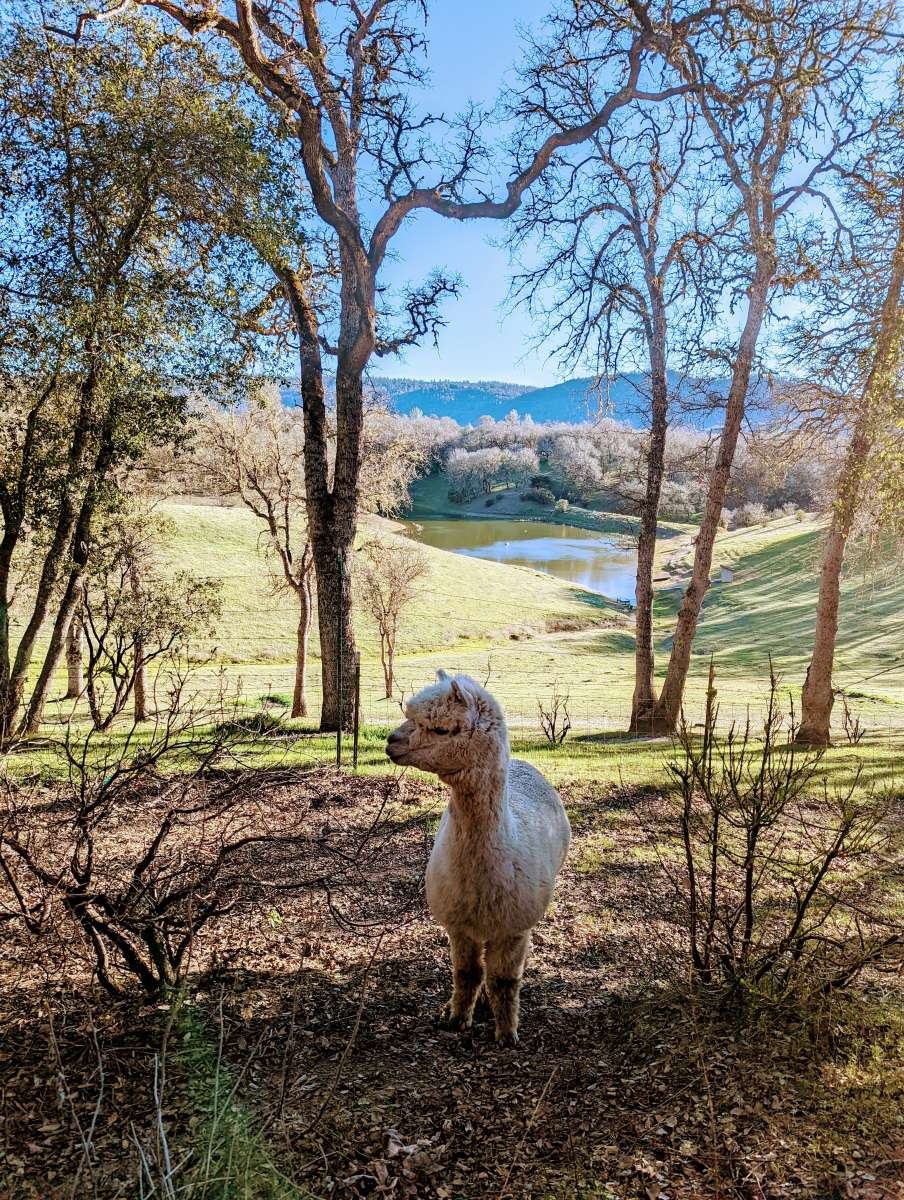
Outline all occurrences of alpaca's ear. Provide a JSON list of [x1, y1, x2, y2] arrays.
[[449, 677, 472, 707], [436, 668, 451, 682]]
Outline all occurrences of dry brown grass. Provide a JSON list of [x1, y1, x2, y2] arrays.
[[1, 768, 902, 1199]]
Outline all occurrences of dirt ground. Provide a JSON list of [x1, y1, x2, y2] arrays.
[[2, 766, 903, 1200]]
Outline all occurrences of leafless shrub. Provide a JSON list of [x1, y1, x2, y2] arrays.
[[0, 676, 315, 997], [669, 664, 901, 1005], [355, 538, 429, 698], [0, 670, 426, 999], [80, 506, 221, 730], [838, 691, 866, 746], [538, 685, 572, 746]]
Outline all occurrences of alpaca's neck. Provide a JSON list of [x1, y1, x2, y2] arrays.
[[444, 749, 509, 831]]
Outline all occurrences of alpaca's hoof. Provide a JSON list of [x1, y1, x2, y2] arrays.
[[437, 1004, 472, 1032], [495, 1029, 519, 1048]]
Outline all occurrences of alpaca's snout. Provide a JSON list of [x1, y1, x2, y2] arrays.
[[386, 721, 414, 763]]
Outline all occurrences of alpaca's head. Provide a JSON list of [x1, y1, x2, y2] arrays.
[[386, 670, 508, 781]]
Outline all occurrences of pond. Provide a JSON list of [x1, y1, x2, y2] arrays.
[[404, 518, 638, 603]]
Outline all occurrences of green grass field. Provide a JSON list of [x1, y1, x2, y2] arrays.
[[17, 492, 903, 792]]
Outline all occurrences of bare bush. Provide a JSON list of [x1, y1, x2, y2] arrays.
[[356, 539, 429, 698], [0, 679, 311, 997], [669, 666, 901, 1004], [838, 692, 866, 746], [538, 685, 572, 746], [80, 507, 221, 730], [729, 501, 768, 529]]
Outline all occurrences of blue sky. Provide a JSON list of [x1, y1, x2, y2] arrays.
[[369, 3, 856, 389], [376, 0, 564, 386]]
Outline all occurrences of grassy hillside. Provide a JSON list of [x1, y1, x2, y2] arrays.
[[655, 516, 904, 713], [157, 499, 621, 661], [18, 499, 903, 787], [167, 501, 900, 736], [147, 499, 627, 721]]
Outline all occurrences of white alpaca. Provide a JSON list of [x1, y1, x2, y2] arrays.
[[386, 670, 571, 1044]]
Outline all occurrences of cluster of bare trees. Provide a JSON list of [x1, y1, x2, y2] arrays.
[[66, 0, 755, 731], [192, 390, 427, 719], [67, 505, 222, 731], [502, 0, 899, 737], [3, 0, 900, 744], [446, 445, 540, 502], [433, 411, 835, 517]]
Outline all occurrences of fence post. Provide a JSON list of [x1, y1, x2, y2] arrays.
[[353, 653, 361, 770]]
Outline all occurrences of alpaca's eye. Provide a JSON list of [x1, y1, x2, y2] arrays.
[[432, 726, 449, 736]]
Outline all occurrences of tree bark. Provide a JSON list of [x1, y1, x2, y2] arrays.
[[796, 201, 904, 746], [292, 574, 313, 718], [649, 269, 773, 732], [794, 502, 855, 746], [629, 299, 669, 732], [22, 565, 86, 737], [65, 587, 84, 699], [0, 371, 99, 742], [20, 402, 117, 738], [282, 268, 361, 732], [381, 626, 395, 699], [324, 364, 361, 717]]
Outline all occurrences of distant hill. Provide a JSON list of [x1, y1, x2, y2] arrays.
[[282, 371, 772, 427]]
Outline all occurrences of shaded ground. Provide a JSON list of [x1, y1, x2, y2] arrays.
[[2, 767, 903, 1199]]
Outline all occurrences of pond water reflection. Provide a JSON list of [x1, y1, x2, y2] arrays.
[[404, 518, 637, 604]]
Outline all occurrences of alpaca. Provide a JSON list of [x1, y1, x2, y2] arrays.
[[386, 670, 571, 1044]]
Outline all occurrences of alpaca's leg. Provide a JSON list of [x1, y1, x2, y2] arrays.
[[485, 932, 531, 1046], [439, 932, 484, 1030]]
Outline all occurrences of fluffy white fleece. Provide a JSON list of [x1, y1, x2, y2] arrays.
[[386, 670, 571, 1039]]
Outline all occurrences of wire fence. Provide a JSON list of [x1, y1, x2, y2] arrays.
[[177, 649, 904, 742]]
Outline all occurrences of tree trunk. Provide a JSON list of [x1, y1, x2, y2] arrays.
[[0, 381, 57, 727], [20, 403, 117, 738], [133, 659, 148, 722], [130, 564, 148, 722], [795, 510, 850, 746], [65, 588, 84, 699], [291, 575, 312, 718], [311, 501, 357, 731], [381, 630, 393, 699], [649, 270, 773, 732], [629, 302, 669, 733], [0, 372, 100, 743], [796, 200, 904, 746], [386, 645, 395, 698], [22, 566, 86, 736], [282, 268, 362, 732]]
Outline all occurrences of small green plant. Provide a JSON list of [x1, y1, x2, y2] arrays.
[[132, 1001, 308, 1199], [215, 710, 287, 737]]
